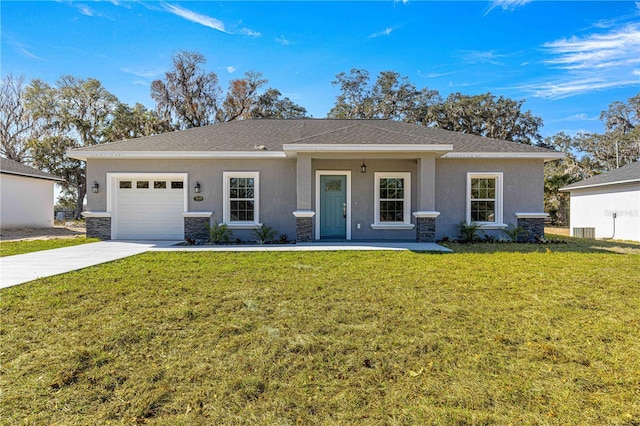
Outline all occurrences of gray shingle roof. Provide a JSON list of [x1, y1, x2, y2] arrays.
[[561, 161, 640, 190], [69, 118, 558, 155], [0, 158, 64, 182]]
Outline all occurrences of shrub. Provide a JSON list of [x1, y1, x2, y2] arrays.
[[253, 225, 278, 244], [502, 224, 528, 243], [457, 221, 483, 243], [207, 221, 233, 244]]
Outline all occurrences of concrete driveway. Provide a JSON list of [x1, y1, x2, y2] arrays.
[[0, 241, 179, 289]]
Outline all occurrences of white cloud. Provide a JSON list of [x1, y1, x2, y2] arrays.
[[239, 28, 261, 37], [460, 50, 506, 66], [227, 66, 236, 74], [369, 27, 393, 38], [15, 43, 44, 61], [162, 3, 229, 33], [485, 0, 532, 15], [523, 22, 640, 99], [76, 4, 96, 17], [276, 36, 292, 45], [120, 67, 161, 78]]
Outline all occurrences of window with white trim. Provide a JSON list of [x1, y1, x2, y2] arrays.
[[373, 172, 412, 227], [223, 172, 260, 227], [466, 172, 503, 226]]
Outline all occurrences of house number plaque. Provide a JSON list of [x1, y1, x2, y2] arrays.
[[194, 196, 204, 201]]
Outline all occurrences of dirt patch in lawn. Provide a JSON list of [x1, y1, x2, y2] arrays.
[[0, 222, 86, 241]]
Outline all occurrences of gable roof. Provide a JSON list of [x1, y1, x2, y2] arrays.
[[560, 161, 640, 191], [68, 119, 563, 160], [0, 158, 64, 182]]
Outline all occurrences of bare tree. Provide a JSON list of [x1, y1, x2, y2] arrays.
[[151, 50, 222, 129], [0, 74, 45, 162]]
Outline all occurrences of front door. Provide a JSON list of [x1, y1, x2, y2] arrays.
[[319, 175, 347, 239]]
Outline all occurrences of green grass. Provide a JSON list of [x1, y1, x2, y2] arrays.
[[1, 246, 639, 425], [0, 237, 99, 257]]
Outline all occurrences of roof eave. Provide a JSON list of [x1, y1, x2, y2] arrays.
[[560, 179, 640, 192], [283, 143, 454, 158], [67, 151, 288, 161], [0, 170, 65, 182], [441, 152, 564, 161]]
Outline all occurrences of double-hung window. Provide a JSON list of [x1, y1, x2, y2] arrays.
[[372, 172, 413, 229], [466, 172, 503, 227], [223, 172, 260, 228]]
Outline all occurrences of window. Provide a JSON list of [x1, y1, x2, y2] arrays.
[[136, 180, 149, 189], [119, 181, 132, 189], [373, 172, 412, 228], [154, 181, 167, 189], [223, 172, 260, 228], [467, 172, 503, 227], [171, 181, 184, 189]]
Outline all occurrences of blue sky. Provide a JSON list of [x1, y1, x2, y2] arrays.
[[2, 0, 639, 138]]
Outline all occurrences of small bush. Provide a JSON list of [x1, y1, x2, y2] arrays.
[[207, 221, 233, 245], [253, 225, 278, 244], [502, 224, 528, 243], [457, 221, 483, 243]]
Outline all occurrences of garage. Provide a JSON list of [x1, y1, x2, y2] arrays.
[[114, 177, 185, 240]]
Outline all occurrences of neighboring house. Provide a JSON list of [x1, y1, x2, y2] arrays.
[[68, 119, 562, 242], [560, 162, 640, 242], [0, 158, 64, 228]]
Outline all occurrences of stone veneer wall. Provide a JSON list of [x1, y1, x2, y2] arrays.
[[517, 217, 545, 243], [416, 217, 436, 242], [184, 217, 210, 244], [296, 217, 313, 242], [86, 217, 111, 240]]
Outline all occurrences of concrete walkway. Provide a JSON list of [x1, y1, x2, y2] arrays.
[[0, 240, 179, 289], [1, 240, 451, 289]]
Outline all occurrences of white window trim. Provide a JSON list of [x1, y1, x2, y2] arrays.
[[466, 172, 505, 228], [223, 171, 261, 229], [372, 172, 413, 229]]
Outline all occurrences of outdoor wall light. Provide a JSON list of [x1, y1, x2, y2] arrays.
[[92, 181, 99, 193], [194, 181, 201, 193], [361, 161, 367, 173]]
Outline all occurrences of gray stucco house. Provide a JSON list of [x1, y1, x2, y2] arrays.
[[69, 119, 562, 242]]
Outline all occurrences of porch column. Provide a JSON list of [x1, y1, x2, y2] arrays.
[[294, 154, 314, 242], [414, 156, 439, 242]]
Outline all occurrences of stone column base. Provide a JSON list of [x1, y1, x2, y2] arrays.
[[86, 216, 111, 240], [184, 213, 212, 244], [515, 213, 548, 243], [412, 211, 440, 243], [293, 210, 315, 242]]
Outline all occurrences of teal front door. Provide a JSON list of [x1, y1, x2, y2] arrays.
[[320, 175, 347, 239]]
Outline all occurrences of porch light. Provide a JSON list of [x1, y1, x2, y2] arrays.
[[92, 181, 99, 193], [194, 181, 201, 193], [361, 161, 367, 173]]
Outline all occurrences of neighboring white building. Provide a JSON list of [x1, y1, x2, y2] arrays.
[[1, 158, 64, 228], [561, 162, 640, 242]]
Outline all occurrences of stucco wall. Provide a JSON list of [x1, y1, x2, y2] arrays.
[[312, 158, 419, 240], [87, 158, 298, 240], [1, 174, 56, 228], [87, 156, 546, 241], [435, 158, 545, 239], [568, 184, 640, 242]]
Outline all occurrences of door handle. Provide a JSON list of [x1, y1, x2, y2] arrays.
[[343, 202, 347, 218]]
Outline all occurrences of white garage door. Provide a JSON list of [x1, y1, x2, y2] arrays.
[[115, 178, 185, 240]]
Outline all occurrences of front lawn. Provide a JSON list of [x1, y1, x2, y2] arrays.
[[0, 236, 99, 257], [1, 248, 639, 424]]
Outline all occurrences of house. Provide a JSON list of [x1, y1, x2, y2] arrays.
[[560, 162, 640, 242], [1, 158, 64, 228], [68, 119, 562, 242]]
